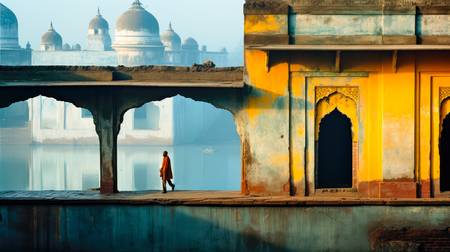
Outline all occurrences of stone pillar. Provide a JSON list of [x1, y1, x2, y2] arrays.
[[93, 94, 120, 194]]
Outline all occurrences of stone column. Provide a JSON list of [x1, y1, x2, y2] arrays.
[[93, 94, 120, 194]]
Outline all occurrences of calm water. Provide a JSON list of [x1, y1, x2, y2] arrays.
[[0, 144, 241, 191]]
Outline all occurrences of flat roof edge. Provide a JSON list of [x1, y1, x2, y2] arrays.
[[0, 81, 245, 88], [246, 45, 450, 51]]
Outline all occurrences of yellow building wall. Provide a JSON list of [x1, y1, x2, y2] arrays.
[[243, 49, 450, 198]]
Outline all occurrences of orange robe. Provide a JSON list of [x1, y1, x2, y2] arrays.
[[160, 156, 173, 180]]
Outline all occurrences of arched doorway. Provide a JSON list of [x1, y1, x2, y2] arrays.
[[439, 113, 450, 192], [317, 108, 353, 189]]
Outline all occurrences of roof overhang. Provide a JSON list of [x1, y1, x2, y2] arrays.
[[246, 44, 450, 51]]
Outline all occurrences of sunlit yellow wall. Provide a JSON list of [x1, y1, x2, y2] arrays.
[[243, 48, 450, 197], [241, 50, 290, 195], [244, 15, 288, 35]]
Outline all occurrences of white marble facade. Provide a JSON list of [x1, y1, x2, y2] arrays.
[[25, 96, 174, 145]]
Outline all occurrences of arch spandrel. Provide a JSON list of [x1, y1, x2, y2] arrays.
[[315, 89, 359, 142]]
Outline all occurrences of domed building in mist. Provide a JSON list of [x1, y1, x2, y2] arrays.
[[0, 3, 31, 65], [40, 23, 63, 51], [30, 0, 228, 67], [113, 0, 164, 66], [161, 23, 182, 63], [0, 2, 19, 49], [1, 0, 229, 66], [87, 8, 112, 51], [182, 37, 200, 66]]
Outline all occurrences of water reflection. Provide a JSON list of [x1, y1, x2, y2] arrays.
[[0, 144, 240, 191]]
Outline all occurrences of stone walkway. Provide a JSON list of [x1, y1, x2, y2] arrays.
[[0, 191, 449, 206]]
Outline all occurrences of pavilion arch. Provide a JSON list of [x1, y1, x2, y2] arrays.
[[0, 95, 100, 191], [117, 94, 242, 191], [315, 90, 359, 190], [116, 87, 245, 148], [0, 86, 245, 193]]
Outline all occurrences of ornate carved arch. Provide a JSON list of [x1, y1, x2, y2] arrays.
[[315, 88, 359, 142]]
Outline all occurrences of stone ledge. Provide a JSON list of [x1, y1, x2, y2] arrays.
[[0, 191, 449, 206], [0, 66, 244, 84]]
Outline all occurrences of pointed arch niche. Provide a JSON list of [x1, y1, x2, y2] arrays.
[[418, 75, 450, 198], [315, 87, 359, 192], [438, 90, 450, 193]]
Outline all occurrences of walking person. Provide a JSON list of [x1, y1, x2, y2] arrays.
[[160, 151, 175, 193]]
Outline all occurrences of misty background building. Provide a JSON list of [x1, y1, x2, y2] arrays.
[[0, 1, 241, 191], [0, 0, 237, 144]]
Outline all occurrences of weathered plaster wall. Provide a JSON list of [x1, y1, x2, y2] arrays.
[[245, 0, 450, 45], [292, 15, 416, 36], [243, 0, 450, 197], [241, 50, 290, 195], [243, 48, 450, 197]]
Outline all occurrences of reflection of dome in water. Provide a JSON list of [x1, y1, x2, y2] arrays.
[[114, 0, 162, 47], [41, 23, 63, 51], [161, 23, 181, 51], [0, 3, 19, 49]]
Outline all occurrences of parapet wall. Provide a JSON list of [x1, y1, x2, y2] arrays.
[[245, 0, 450, 45], [0, 204, 448, 251]]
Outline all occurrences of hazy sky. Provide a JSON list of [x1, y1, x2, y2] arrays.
[[2, 0, 244, 51]]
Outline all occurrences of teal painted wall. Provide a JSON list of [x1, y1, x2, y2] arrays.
[[0, 205, 449, 251]]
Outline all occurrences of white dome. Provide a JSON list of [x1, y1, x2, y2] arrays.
[[182, 37, 199, 50], [0, 3, 19, 49], [87, 8, 112, 51], [161, 23, 181, 51], [40, 23, 63, 51], [89, 9, 109, 31], [113, 0, 163, 48]]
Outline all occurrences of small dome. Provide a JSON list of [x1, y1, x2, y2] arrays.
[[89, 8, 109, 30], [182, 37, 199, 50], [63, 43, 71, 50], [41, 23, 63, 49], [116, 0, 159, 34], [72, 44, 81, 51], [161, 23, 181, 51], [0, 3, 19, 49]]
